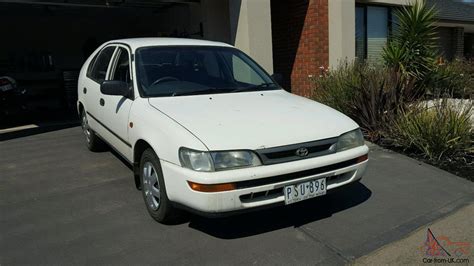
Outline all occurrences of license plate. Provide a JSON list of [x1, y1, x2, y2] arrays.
[[284, 178, 326, 205]]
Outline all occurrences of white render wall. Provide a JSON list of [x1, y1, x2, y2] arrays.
[[228, 0, 274, 73], [200, 0, 274, 74], [329, 0, 356, 68]]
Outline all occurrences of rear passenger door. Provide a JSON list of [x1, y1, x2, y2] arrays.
[[82, 45, 117, 137], [97, 45, 134, 160]]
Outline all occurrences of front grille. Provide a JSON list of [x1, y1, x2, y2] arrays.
[[255, 137, 338, 165], [235, 156, 362, 189]]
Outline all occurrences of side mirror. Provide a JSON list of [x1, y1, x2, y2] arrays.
[[271, 73, 283, 85], [100, 80, 130, 97]]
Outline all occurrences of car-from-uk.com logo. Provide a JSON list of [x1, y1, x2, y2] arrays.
[[419, 228, 471, 264]]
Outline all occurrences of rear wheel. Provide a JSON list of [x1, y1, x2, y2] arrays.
[[140, 148, 180, 224], [81, 110, 105, 151]]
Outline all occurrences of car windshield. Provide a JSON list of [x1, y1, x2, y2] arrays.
[[135, 46, 279, 97]]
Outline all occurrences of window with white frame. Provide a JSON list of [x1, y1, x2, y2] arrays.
[[355, 5, 398, 62]]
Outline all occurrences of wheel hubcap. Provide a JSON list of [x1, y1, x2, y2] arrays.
[[81, 112, 91, 143], [143, 162, 161, 210]]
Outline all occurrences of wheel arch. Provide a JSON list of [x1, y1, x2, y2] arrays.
[[77, 101, 84, 116], [133, 139, 154, 190]]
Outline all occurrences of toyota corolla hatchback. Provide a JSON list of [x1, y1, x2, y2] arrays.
[[78, 38, 368, 223]]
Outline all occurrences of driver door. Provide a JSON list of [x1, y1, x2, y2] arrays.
[[97, 45, 134, 160]]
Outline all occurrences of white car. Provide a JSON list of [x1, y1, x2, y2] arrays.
[[78, 38, 368, 223]]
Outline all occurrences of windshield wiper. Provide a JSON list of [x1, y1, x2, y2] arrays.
[[167, 83, 277, 96], [231, 82, 277, 93], [171, 88, 230, 96]]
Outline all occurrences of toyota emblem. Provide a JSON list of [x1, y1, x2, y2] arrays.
[[295, 147, 309, 157]]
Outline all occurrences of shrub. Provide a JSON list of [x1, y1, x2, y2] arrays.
[[348, 67, 405, 141], [312, 62, 416, 142], [311, 62, 361, 115], [389, 99, 473, 162], [383, 0, 438, 86], [429, 59, 474, 99]]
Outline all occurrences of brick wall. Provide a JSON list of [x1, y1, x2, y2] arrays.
[[437, 27, 466, 60], [453, 27, 465, 59], [271, 0, 329, 97], [436, 27, 455, 60]]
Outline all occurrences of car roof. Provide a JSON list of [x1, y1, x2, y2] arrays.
[[105, 37, 234, 51]]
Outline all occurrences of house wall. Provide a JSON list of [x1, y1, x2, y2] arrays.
[[0, 5, 178, 73], [201, 0, 231, 43], [329, 0, 355, 68], [201, 0, 274, 74], [328, 0, 413, 67], [271, 0, 328, 97], [357, 0, 413, 5], [435, 24, 474, 60], [465, 33, 474, 58], [228, 0, 273, 74], [437, 27, 455, 60], [435, 21, 474, 59], [453, 27, 465, 58]]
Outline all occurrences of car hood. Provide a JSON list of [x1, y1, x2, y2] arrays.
[[148, 90, 358, 150]]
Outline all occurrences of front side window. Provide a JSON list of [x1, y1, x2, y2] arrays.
[[89, 46, 116, 83], [110, 47, 131, 84], [135, 46, 277, 97]]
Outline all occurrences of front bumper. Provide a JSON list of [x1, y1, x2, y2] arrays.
[[161, 145, 369, 214]]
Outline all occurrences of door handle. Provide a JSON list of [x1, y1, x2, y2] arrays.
[[100, 98, 105, 106], [83, 87, 87, 94]]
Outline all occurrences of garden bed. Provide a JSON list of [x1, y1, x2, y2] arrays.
[[311, 1, 473, 182], [311, 64, 473, 182], [378, 141, 473, 181]]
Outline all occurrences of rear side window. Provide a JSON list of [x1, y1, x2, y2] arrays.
[[88, 46, 116, 83]]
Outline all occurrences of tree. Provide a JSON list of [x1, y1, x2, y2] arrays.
[[383, 0, 438, 83]]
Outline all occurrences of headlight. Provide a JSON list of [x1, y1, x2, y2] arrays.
[[211, 151, 261, 171], [336, 129, 364, 152], [179, 148, 214, 172], [179, 148, 261, 172]]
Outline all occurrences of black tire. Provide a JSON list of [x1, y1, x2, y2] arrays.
[[140, 148, 180, 224], [81, 110, 105, 152]]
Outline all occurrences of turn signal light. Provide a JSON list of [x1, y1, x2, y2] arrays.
[[187, 181, 236, 192], [356, 154, 369, 163]]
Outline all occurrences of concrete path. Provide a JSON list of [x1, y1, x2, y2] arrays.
[[355, 204, 473, 265], [1, 127, 473, 265]]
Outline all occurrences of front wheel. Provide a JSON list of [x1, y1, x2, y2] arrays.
[[81, 110, 105, 151], [140, 148, 180, 224]]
